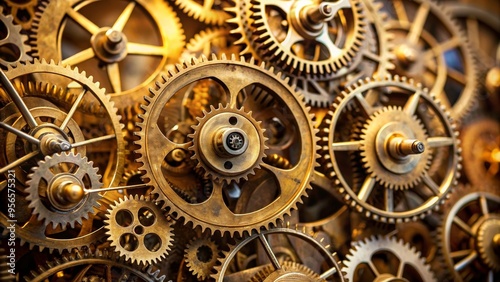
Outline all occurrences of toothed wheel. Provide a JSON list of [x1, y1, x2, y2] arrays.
[[136, 54, 317, 237], [184, 237, 220, 280], [213, 227, 345, 281], [343, 235, 437, 282], [438, 185, 500, 281], [320, 75, 460, 223], [0, 7, 32, 69], [249, 0, 366, 75], [104, 195, 174, 265], [189, 104, 267, 183], [173, 0, 231, 26], [26, 152, 102, 229]]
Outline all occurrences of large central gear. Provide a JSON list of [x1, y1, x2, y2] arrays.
[[136, 55, 318, 237]]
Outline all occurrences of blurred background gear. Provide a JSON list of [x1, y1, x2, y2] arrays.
[[0, 0, 498, 281]]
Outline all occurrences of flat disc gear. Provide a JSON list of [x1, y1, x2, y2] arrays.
[[26, 152, 102, 229], [104, 195, 174, 265]]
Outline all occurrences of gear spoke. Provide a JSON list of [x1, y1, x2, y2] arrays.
[[354, 93, 376, 117], [427, 136, 454, 148], [407, 2, 430, 45], [0, 69, 38, 128], [107, 63, 122, 93], [453, 216, 474, 236], [316, 29, 342, 58], [454, 250, 478, 271], [480, 195, 489, 215], [392, 0, 409, 24], [0, 150, 39, 174], [450, 249, 474, 259], [0, 121, 40, 145], [71, 134, 117, 148], [126, 42, 167, 56], [258, 233, 282, 270], [358, 176, 376, 202], [62, 48, 95, 66], [385, 188, 394, 212], [66, 8, 100, 35], [331, 140, 363, 151], [60, 88, 87, 131], [447, 66, 467, 85], [422, 173, 440, 196], [403, 90, 422, 115], [319, 266, 338, 279], [112, 2, 136, 32]]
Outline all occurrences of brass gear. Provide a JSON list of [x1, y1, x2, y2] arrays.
[[2, 0, 39, 31], [104, 195, 174, 265], [225, 0, 261, 59], [250, 261, 324, 282], [31, 0, 185, 110], [182, 27, 242, 61], [343, 235, 437, 282], [174, 0, 231, 26], [213, 227, 345, 281], [0, 7, 32, 69], [184, 237, 220, 280], [249, 0, 367, 75], [189, 104, 268, 183], [26, 152, 102, 229], [460, 116, 500, 189], [383, 0, 478, 122], [320, 75, 460, 223], [136, 54, 318, 237], [438, 185, 500, 281], [360, 106, 431, 189]]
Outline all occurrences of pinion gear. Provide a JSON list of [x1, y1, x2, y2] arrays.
[[184, 237, 220, 280], [0, 7, 32, 69]]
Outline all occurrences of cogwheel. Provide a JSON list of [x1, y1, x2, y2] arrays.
[[384, 0, 478, 122], [250, 0, 366, 75], [184, 237, 220, 280], [437, 184, 500, 281], [31, 0, 185, 111], [213, 227, 345, 281], [136, 54, 318, 237], [24, 249, 160, 282], [360, 106, 431, 189], [25, 152, 102, 229], [250, 261, 324, 282], [189, 104, 267, 183], [174, 0, 231, 26], [343, 235, 436, 281], [182, 27, 242, 61], [320, 75, 460, 223], [2, 0, 39, 31], [225, 0, 261, 59], [0, 7, 32, 69], [104, 195, 174, 265]]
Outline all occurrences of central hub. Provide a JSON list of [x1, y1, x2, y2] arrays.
[[290, 2, 336, 39], [47, 174, 86, 211], [31, 124, 71, 155], [214, 128, 249, 157], [91, 28, 128, 63]]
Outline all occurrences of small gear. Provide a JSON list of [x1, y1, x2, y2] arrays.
[[104, 195, 174, 265], [182, 27, 242, 61], [250, 261, 323, 282], [250, 0, 367, 75], [26, 152, 102, 229], [184, 237, 220, 280], [320, 75, 460, 223], [174, 0, 231, 26], [2, 0, 39, 31], [189, 104, 268, 183], [438, 185, 500, 281], [343, 235, 436, 282], [0, 7, 32, 69]]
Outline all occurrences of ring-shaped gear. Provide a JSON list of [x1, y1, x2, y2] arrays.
[[24, 249, 161, 282], [250, 0, 366, 75], [184, 237, 220, 280], [189, 104, 268, 183], [321, 75, 460, 223], [213, 227, 346, 281], [343, 235, 436, 282], [360, 106, 431, 189], [31, 0, 185, 110], [26, 152, 102, 229], [104, 195, 174, 265], [1, 60, 125, 187], [174, 0, 231, 26], [136, 54, 318, 237], [382, 0, 478, 122], [0, 7, 32, 69], [438, 185, 500, 281]]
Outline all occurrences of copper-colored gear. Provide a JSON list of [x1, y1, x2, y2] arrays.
[[184, 237, 220, 280], [249, 0, 366, 75], [26, 152, 102, 229], [136, 54, 318, 237], [174, 0, 231, 26], [104, 195, 174, 265], [320, 75, 460, 223]]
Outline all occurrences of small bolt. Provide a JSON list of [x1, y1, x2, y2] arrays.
[[411, 141, 425, 154], [106, 29, 123, 45], [226, 132, 245, 151]]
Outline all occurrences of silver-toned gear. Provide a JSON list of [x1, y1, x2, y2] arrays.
[[382, 0, 479, 122], [250, 0, 367, 75], [104, 195, 174, 265], [213, 227, 346, 281], [184, 237, 220, 280], [0, 7, 32, 69], [136, 54, 318, 237], [343, 235, 436, 282], [26, 152, 102, 229], [438, 185, 500, 281], [174, 0, 231, 26], [320, 75, 461, 223]]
